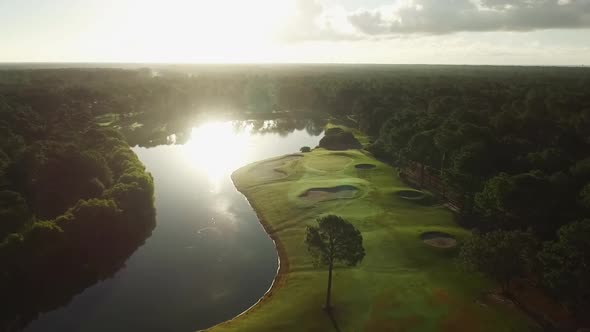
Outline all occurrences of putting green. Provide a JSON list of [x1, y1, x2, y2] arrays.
[[304, 153, 353, 172], [207, 148, 536, 332]]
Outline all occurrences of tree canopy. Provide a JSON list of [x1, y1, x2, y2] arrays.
[[0, 76, 156, 330], [459, 230, 537, 293]]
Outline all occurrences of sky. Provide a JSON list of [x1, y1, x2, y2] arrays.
[[1, 0, 589, 65]]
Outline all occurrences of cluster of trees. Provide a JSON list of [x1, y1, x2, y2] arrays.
[[318, 127, 362, 150], [0, 88, 155, 330], [341, 68, 590, 319], [458, 223, 590, 320]]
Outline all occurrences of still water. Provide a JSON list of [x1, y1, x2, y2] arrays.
[[25, 120, 323, 332]]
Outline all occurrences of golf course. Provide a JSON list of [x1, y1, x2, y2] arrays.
[[208, 138, 536, 331]]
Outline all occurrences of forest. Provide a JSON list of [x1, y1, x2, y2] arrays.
[[0, 72, 156, 330], [1, 64, 590, 328]]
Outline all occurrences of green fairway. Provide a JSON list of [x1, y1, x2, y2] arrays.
[[208, 148, 536, 332]]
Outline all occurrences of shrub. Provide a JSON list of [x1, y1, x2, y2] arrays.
[[319, 131, 362, 150]]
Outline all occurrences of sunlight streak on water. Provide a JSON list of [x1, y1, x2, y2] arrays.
[[182, 121, 254, 193]]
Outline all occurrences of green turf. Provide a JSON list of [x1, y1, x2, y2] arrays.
[[207, 148, 537, 332]]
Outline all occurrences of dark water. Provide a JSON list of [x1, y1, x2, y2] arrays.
[[24, 120, 322, 332]]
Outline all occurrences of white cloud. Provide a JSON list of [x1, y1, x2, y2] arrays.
[[351, 0, 590, 35], [280, 0, 590, 41], [277, 0, 362, 41]]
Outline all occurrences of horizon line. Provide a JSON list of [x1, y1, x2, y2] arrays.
[[0, 62, 587, 68]]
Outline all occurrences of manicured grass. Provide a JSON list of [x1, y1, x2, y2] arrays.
[[207, 148, 536, 332]]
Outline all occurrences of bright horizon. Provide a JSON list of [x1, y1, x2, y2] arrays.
[[1, 0, 590, 66]]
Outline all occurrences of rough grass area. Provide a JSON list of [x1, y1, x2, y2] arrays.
[[208, 148, 536, 332], [396, 189, 427, 199]]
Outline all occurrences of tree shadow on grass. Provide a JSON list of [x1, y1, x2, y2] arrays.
[[327, 310, 342, 332]]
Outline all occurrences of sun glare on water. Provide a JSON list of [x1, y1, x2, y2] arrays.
[[183, 121, 253, 192]]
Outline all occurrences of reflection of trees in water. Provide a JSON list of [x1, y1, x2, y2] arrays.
[[0, 211, 155, 332], [126, 115, 326, 147], [2, 206, 156, 332], [245, 117, 325, 137]]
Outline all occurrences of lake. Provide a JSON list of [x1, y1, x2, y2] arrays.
[[24, 119, 323, 332]]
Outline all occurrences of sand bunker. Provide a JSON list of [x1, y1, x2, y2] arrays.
[[248, 155, 302, 181], [299, 185, 358, 202], [420, 231, 457, 248], [355, 163, 376, 170], [396, 190, 435, 205]]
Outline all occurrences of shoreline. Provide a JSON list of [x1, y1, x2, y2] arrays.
[[202, 172, 290, 331]]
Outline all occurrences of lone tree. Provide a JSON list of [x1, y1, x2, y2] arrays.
[[305, 215, 365, 310]]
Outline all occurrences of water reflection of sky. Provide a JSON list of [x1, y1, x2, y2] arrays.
[[169, 120, 319, 193], [183, 121, 254, 193], [24, 119, 323, 332]]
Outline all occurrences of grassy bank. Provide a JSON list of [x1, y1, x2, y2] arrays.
[[208, 148, 535, 332]]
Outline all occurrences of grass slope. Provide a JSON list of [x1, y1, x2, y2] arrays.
[[208, 148, 535, 332]]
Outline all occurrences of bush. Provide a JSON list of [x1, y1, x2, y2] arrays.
[[300, 146, 311, 153], [319, 131, 362, 150], [366, 139, 389, 160], [324, 127, 344, 136]]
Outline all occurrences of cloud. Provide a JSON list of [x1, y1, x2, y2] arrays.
[[278, 0, 362, 41], [347, 11, 390, 34], [348, 0, 590, 35]]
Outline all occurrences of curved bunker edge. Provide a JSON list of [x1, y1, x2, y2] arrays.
[[298, 185, 359, 201], [354, 163, 376, 170], [420, 231, 457, 248]]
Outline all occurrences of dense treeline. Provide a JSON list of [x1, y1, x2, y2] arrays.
[[0, 82, 156, 330], [347, 68, 590, 320]]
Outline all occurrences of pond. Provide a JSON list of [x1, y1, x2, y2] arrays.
[[24, 119, 323, 332]]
